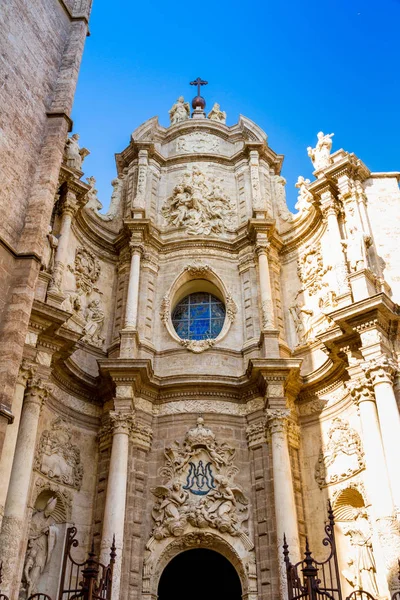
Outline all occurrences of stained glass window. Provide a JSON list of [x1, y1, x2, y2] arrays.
[[172, 293, 226, 340]]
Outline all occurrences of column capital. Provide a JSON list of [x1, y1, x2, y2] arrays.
[[346, 377, 375, 406], [109, 410, 135, 435], [24, 377, 50, 407], [265, 408, 291, 434], [363, 356, 397, 386], [129, 239, 145, 257], [254, 241, 270, 257], [62, 189, 79, 216], [17, 360, 37, 386], [246, 421, 266, 449], [131, 422, 153, 451], [320, 198, 339, 219]]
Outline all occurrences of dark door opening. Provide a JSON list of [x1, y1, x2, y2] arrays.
[[157, 548, 242, 600]]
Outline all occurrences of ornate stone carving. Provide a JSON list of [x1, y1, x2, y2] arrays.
[[246, 421, 266, 449], [162, 169, 236, 236], [131, 422, 153, 451], [295, 176, 313, 212], [154, 397, 264, 417], [85, 176, 102, 211], [226, 293, 238, 322], [21, 495, 64, 598], [169, 96, 190, 125], [346, 378, 375, 406], [150, 417, 250, 542], [82, 299, 105, 348], [159, 295, 170, 323], [265, 409, 291, 435], [363, 355, 397, 385], [307, 132, 334, 172], [33, 477, 72, 520], [342, 508, 379, 598], [41, 226, 59, 274], [297, 243, 330, 296], [183, 262, 212, 276], [274, 176, 294, 222], [342, 223, 372, 272], [34, 417, 83, 489], [314, 418, 365, 488], [109, 410, 135, 435], [25, 377, 50, 406], [74, 247, 100, 295], [179, 338, 215, 353], [63, 133, 90, 171], [207, 103, 226, 124], [249, 150, 262, 210], [97, 177, 123, 221], [289, 295, 314, 345], [177, 132, 220, 153]]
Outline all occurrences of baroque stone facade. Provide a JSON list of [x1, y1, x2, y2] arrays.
[[1, 22, 400, 599]]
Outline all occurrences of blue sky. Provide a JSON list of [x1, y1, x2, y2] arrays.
[[72, 0, 400, 212]]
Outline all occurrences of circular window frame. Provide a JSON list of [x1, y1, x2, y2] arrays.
[[161, 264, 237, 353]]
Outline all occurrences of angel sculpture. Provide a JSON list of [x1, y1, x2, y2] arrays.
[[151, 482, 189, 539], [195, 475, 248, 536], [64, 133, 90, 171]]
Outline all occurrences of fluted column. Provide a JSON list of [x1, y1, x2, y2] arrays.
[[266, 408, 300, 600], [348, 378, 394, 517], [100, 411, 134, 600], [255, 242, 275, 329], [0, 377, 48, 597], [124, 242, 143, 329], [0, 361, 36, 526], [48, 189, 78, 293], [320, 190, 349, 296], [364, 357, 400, 514]]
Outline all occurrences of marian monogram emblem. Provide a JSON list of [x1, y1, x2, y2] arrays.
[[184, 461, 215, 496], [150, 417, 250, 541]]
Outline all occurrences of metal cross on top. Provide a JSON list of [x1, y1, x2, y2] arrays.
[[190, 77, 208, 96]]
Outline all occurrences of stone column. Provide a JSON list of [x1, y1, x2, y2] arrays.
[[320, 190, 349, 296], [0, 361, 36, 526], [266, 409, 300, 600], [48, 189, 77, 294], [364, 357, 400, 514], [124, 242, 143, 329], [255, 242, 275, 329], [0, 377, 48, 597], [100, 411, 134, 600]]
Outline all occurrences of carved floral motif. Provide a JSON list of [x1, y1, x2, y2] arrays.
[[150, 418, 250, 543], [314, 418, 365, 488], [34, 417, 83, 490], [162, 169, 236, 236]]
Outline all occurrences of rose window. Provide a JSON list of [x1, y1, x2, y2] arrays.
[[171, 293, 226, 340]]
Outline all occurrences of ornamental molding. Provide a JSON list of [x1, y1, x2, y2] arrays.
[[179, 338, 215, 353], [246, 421, 266, 449], [153, 397, 264, 417], [363, 355, 397, 385], [161, 169, 236, 236], [314, 417, 365, 489], [149, 417, 252, 545], [34, 417, 83, 490]]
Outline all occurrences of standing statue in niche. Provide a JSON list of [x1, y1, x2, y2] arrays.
[[342, 224, 372, 272], [294, 176, 313, 213], [22, 497, 58, 598], [342, 508, 379, 598], [289, 294, 314, 345], [169, 96, 190, 125], [307, 132, 334, 171], [207, 103, 226, 124], [41, 226, 59, 273], [63, 133, 90, 171]]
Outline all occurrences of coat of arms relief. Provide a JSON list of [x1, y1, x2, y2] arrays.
[[161, 169, 237, 236], [150, 418, 251, 545]]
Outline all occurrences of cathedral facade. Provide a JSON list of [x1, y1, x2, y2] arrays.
[[2, 5, 400, 600]]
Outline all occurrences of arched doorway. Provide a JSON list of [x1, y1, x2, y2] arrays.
[[157, 548, 242, 600]]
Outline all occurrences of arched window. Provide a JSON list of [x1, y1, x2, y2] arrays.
[[172, 292, 225, 340]]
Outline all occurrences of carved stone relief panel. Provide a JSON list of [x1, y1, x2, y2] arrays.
[[161, 169, 237, 236], [150, 417, 252, 545], [34, 417, 83, 490], [314, 418, 365, 488], [176, 132, 220, 154]]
